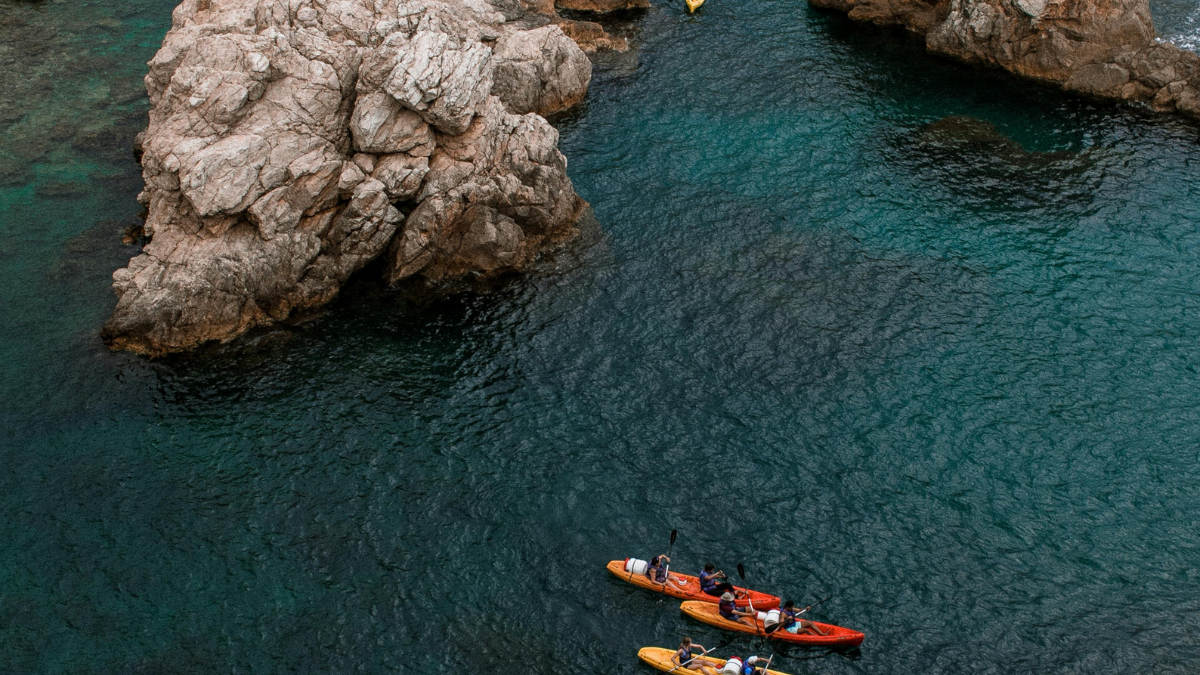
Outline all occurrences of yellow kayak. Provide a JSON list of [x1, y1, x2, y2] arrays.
[[638, 647, 792, 675], [686, 0, 704, 12]]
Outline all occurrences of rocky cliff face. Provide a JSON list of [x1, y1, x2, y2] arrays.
[[811, 0, 1200, 119], [102, 0, 596, 356]]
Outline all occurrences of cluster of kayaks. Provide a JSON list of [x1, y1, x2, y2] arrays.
[[609, 556, 864, 674]]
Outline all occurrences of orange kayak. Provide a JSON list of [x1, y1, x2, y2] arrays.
[[680, 601, 865, 647], [605, 560, 780, 609], [638, 647, 792, 675]]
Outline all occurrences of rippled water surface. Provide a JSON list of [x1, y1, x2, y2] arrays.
[[4, 1, 1200, 673]]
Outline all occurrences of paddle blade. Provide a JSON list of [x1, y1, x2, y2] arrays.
[[736, 563, 746, 580], [670, 529, 677, 545]]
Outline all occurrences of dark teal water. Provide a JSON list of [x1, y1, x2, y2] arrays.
[[4, 1, 1200, 673]]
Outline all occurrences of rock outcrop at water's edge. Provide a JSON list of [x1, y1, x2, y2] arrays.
[[810, 0, 1200, 120], [102, 0, 595, 356]]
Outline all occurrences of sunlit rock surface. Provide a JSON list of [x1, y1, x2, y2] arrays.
[[810, 0, 1200, 119], [102, 0, 591, 355]]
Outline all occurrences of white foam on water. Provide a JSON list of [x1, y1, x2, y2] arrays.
[[1158, 1, 1200, 52]]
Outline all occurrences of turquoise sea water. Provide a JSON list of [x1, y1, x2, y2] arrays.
[[4, 0, 1200, 673]]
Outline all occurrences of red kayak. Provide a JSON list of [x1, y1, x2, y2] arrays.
[[680, 600, 865, 647], [605, 559, 780, 609]]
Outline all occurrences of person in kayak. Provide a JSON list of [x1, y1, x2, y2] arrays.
[[646, 554, 670, 583], [777, 599, 828, 636], [645, 555, 687, 587], [673, 637, 719, 675], [699, 564, 737, 596], [739, 655, 772, 675], [719, 591, 757, 627]]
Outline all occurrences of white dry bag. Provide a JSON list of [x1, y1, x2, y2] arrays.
[[624, 558, 649, 576], [764, 609, 781, 629]]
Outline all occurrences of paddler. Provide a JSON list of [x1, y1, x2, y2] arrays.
[[673, 637, 719, 675], [777, 599, 828, 636], [718, 591, 757, 627], [646, 554, 688, 587], [646, 554, 670, 583], [698, 564, 738, 597], [738, 655, 773, 675]]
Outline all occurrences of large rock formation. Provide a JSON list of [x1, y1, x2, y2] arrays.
[[810, 0, 1200, 120], [103, 0, 594, 356]]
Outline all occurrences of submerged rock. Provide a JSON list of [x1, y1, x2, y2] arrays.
[[102, 0, 593, 356], [912, 115, 1077, 166], [810, 0, 1200, 121], [553, 19, 630, 53]]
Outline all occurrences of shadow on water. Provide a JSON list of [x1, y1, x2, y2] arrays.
[[808, 5, 1167, 134], [135, 205, 611, 393], [879, 114, 1100, 210]]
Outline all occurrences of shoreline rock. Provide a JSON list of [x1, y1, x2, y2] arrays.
[[103, 0, 597, 356], [810, 0, 1200, 120], [555, 0, 650, 13]]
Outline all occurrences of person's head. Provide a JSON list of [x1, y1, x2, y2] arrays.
[[680, 637, 692, 648], [784, 600, 795, 609], [721, 592, 734, 602], [747, 656, 758, 665], [704, 563, 715, 572], [651, 555, 660, 566]]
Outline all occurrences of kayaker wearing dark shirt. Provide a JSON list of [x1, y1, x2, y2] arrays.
[[646, 555, 670, 583], [777, 600, 827, 636], [645, 554, 687, 588], [698, 564, 737, 596], [718, 591, 757, 627], [672, 637, 719, 675]]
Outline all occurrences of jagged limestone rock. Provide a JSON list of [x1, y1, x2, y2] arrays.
[[386, 96, 581, 282], [809, 0, 1200, 120], [103, 0, 591, 355], [491, 25, 593, 115]]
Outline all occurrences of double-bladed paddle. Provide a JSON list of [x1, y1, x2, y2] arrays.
[[631, 529, 679, 584], [735, 563, 762, 635], [799, 595, 833, 615], [659, 529, 678, 586]]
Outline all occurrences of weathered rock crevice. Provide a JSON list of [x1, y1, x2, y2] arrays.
[[103, 0, 617, 356], [810, 0, 1200, 120]]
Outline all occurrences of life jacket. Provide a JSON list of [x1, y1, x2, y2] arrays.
[[675, 647, 692, 665], [719, 597, 737, 618]]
